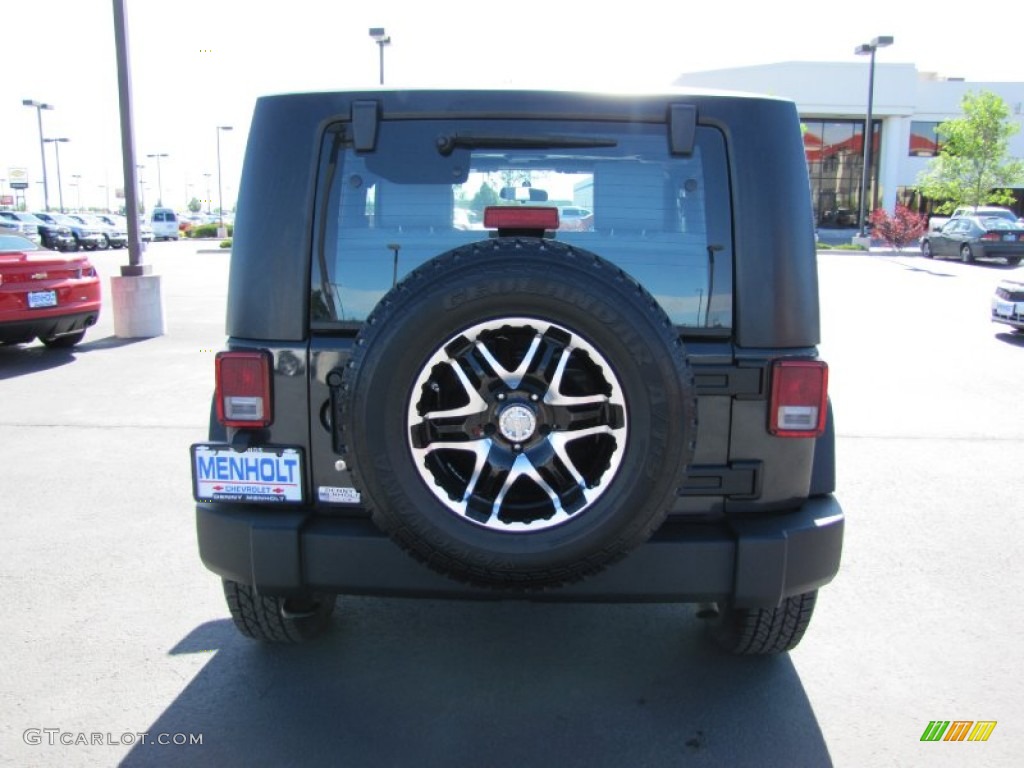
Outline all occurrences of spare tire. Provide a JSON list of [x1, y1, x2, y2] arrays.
[[339, 238, 697, 589]]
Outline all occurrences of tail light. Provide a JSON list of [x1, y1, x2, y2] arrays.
[[215, 350, 273, 427], [981, 232, 1000, 242], [769, 360, 828, 438], [483, 206, 559, 231]]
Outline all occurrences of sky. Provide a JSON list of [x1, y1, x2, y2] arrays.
[[2, 0, 1023, 214]]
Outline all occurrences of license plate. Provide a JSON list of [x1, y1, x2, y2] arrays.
[[1004, 234, 1017, 241], [994, 300, 1016, 318], [28, 290, 57, 309], [191, 444, 304, 503]]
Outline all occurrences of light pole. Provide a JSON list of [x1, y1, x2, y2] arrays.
[[22, 99, 54, 210], [43, 138, 70, 213], [216, 126, 233, 237], [369, 27, 391, 85], [71, 174, 82, 210], [855, 35, 893, 239], [146, 153, 168, 206], [203, 172, 212, 214], [136, 164, 146, 215]]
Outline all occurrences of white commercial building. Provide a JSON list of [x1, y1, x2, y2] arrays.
[[675, 63, 1024, 230]]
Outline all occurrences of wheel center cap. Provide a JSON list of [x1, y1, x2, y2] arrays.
[[498, 404, 537, 442]]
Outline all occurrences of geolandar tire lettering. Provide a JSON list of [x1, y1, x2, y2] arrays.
[[339, 239, 698, 589]]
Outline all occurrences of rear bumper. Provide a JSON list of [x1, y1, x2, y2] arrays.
[[0, 308, 100, 343], [196, 495, 843, 607]]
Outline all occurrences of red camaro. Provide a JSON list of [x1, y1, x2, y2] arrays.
[[0, 233, 102, 348]]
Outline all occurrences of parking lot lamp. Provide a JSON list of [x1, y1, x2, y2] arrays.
[[855, 36, 893, 239], [216, 126, 233, 237], [43, 138, 70, 213], [22, 100, 54, 210], [203, 172, 212, 214], [369, 28, 391, 85], [146, 153, 168, 206]]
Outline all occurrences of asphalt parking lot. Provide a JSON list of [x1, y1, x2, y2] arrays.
[[1, 240, 1022, 767]]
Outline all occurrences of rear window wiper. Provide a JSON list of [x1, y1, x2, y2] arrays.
[[435, 133, 617, 156]]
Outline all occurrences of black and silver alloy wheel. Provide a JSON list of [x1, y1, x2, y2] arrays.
[[408, 317, 627, 532], [340, 239, 697, 589]]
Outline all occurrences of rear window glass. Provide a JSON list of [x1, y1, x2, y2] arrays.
[[312, 118, 733, 330]]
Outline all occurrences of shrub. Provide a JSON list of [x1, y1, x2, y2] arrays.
[[818, 242, 867, 251], [219, 239, 232, 249], [869, 205, 927, 251], [188, 222, 234, 239]]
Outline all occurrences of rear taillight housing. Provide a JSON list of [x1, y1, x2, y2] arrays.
[[769, 360, 828, 438], [215, 350, 273, 427]]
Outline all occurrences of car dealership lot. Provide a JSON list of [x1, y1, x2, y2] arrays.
[[1, 241, 1022, 767]]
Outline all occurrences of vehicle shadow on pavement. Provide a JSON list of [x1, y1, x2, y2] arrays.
[[994, 331, 1024, 347], [0, 344, 77, 378], [121, 599, 832, 768], [895, 263, 957, 278], [0, 335, 155, 380]]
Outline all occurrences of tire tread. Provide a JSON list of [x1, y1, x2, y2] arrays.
[[710, 590, 818, 655], [222, 579, 335, 643]]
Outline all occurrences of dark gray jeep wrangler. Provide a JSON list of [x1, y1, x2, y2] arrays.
[[191, 88, 843, 654]]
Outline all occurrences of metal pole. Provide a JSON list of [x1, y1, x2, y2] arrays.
[[153, 156, 161, 205], [112, 0, 146, 274], [23, 101, 53, 211], [858, 48, 877, 238], [217, 129, 223, 225], [369, 29, 390, 85], [216, 126, 232, 236], [137, 165, 145, 216], [36, 108, 48, 210], [50, 141, 66, 213]]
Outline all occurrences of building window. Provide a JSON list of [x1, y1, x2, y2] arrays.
[[803, 118, 881, 228], [910, 122, 941, 157]]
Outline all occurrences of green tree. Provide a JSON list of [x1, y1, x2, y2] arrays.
[[916, 91, 1024, 213], [471, 182, 499, 215], [187, 197, 202, 213]]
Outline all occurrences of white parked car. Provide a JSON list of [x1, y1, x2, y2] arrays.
[[992, 278, 1024, 332]]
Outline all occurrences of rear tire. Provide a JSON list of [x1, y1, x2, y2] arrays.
[[921, 240, 933, 258], [222, 579, 335, 643], [706, 590, 818, 655], [960, 244, 974, 263]]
